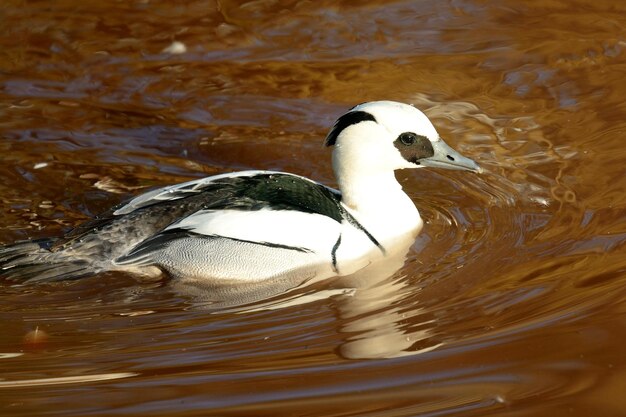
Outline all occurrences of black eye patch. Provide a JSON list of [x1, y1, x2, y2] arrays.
[[394, 132, 434, 164]]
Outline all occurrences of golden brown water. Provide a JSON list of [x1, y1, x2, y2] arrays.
[[2, 0, 626, 415]]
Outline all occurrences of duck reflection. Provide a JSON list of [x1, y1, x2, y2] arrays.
[[174, 230, 440, 360], [333, 232, 442, 359]]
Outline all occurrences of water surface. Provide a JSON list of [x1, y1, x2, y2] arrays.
[[1, 1, 626, 416]]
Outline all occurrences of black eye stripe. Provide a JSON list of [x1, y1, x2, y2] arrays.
[[325, 111, 377, 147]]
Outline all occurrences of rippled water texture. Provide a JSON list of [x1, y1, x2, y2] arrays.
[[2, 0, 626, 415]]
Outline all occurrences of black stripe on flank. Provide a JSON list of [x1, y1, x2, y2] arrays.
[[340, 213, 386, 255], [118, 229, 313, 265], [214, 234, 313, 254], [324, 111, 377, 147], [331, 234, 342, 272]]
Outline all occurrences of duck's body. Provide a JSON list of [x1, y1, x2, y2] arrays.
[[0, 101, 479, 284]]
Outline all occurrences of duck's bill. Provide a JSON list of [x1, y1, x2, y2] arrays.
[[420, 139, 482, 173]]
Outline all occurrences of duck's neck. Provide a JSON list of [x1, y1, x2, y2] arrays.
[[337, 169, 423, 246]]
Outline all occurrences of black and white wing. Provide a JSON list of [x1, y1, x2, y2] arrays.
[[110, 171, 357, 279]]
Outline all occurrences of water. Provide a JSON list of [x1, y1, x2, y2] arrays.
[[2, 0, 626, 415]]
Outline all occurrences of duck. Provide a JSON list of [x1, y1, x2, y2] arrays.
[[0, 101, 480, 284]]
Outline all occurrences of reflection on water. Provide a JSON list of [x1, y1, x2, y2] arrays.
[[2, 0, 626, 416], [175, 231, 429, 359], [335, 234, 442, 360]]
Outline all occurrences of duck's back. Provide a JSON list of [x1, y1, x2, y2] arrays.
[[1, 171, 378, 283]]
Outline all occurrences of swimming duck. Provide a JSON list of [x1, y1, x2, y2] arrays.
[[0, 101, 480, 283]]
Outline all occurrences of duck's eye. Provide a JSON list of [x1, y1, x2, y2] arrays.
[[398, 132, 417, 146]]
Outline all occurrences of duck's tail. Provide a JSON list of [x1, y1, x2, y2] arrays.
[[0, 239, 94, 283]]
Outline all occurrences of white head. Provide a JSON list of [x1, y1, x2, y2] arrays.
[[325, 101, 480, 177]]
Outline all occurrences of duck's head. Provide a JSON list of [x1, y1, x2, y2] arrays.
[[325, 101, 481, 175]]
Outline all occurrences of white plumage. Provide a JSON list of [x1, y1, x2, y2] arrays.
[[0, 101, 480, 284]]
